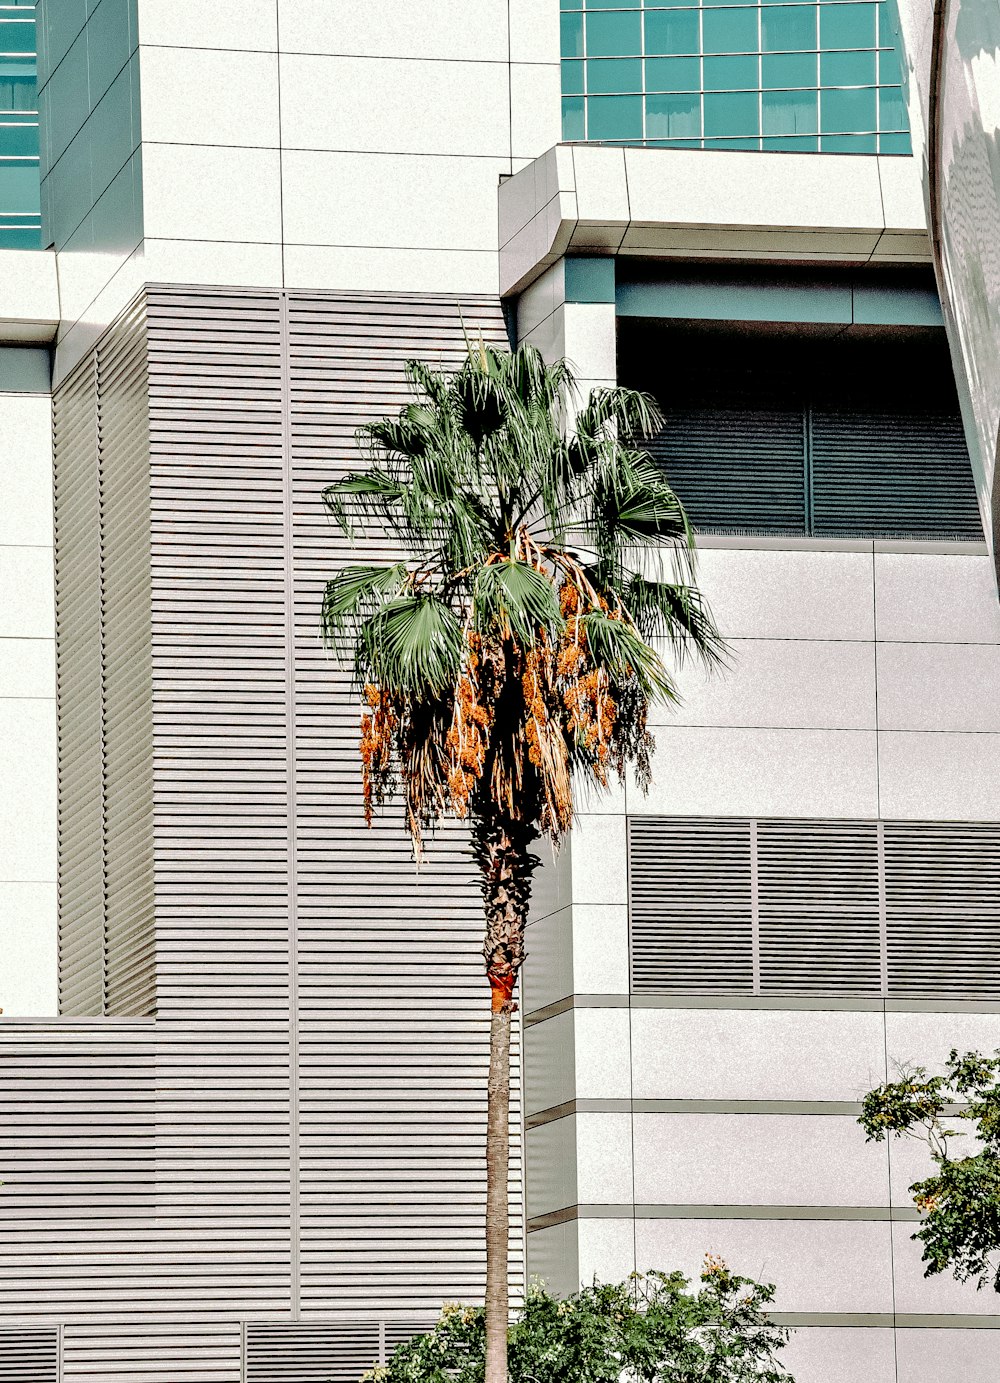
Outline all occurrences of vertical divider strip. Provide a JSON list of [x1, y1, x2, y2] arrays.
[[877, 818, 888, 996], [750, 819, 760, 994], [804, 406, 815, 535]]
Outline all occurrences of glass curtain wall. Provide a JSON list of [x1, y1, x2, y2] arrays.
[[561, 0, 910, 154], [0, 0, 38, 247]]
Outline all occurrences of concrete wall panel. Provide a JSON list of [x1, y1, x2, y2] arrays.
[[630, 1007, 886, 1102], [632, 1112, 888, 1207]]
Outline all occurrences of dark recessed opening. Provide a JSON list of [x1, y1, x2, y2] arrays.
[[618, 319, 983, 540]]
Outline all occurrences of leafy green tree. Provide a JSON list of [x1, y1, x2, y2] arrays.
[[859, 1048, 1000, 1289], [361, 1263, 792, 1383], [320, 342, 723, 1383]]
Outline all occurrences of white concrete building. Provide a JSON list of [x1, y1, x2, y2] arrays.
[[1, 1, 1000, 1379]]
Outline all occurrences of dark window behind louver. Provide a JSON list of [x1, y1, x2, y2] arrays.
[[622, 329, 982, 541], [885, 822, 1000, 1001], [0, 1329, 59, 1382], [629, 817, 1000, 1001], [629, 818, 753, 994]]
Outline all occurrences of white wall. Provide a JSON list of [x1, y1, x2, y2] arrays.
[[520, 288, 1000, 1380], [0, 387, 57, 1016]]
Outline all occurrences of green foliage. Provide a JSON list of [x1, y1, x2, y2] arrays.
[[320, 341, 725, 852], [859, 1048, 1000, 1290], [362, 1265, 792, 1383], [321, 341, 724, 711]]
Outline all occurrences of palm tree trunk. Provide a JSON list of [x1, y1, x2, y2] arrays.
[[475, 812, 538, 1383], [485, 988, 512, 1383]]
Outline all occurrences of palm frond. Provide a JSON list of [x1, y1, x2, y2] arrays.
[[472, 559, 565, 646], [321, 562, 410, 653], [579, 610, 679, 704], [323, 471, 407, 537], [361, 594, 465, 696], [622, 576, 728, 667]]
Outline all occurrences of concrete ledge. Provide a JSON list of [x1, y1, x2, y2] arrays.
[[0, 250, 59, 344], [499, 146, 931, 296], [527, 1204, 923, 1231]]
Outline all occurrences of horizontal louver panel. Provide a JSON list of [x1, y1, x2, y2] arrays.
[[100, 297, 156, 1018], [630, 333, 980, 540], [629, 817, 753, 993], [645, 408, 806, 535], [757, 819, 881, 995], [885, 821, 1000, 1000], [54, 353, 104, 1017], [631, 817, 1000, 1001], [246, 1323, 380, 1382], [286, 292, 524, 1314], [0, 1329, 58, 1381], [811, 410, 982, 539]]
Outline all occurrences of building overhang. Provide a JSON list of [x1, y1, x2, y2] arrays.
[[0, 248, 59, 347], [499, 145, 931, 299]]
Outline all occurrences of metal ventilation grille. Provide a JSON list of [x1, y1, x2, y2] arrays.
[[629, 818, 753, 993], [53, 294, 155, 1017], [0, 1329, 58, 1381], [644, 407, 806, 535], [631, 333, 981, 541], [246, 1321, 426, 1382], [885, 822, 1000, 1000], [810, 409, 981, 539], [54, 349, 104, 1017], [630, 817, 1000, 1000], [757, 819, 881, 995]]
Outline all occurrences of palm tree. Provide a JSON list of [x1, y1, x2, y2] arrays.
[[320, 342, 723, 1383]]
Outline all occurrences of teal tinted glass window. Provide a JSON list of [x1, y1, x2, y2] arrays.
[[562, 59, 584, 94], [560, 0, 909, 153], [562, 95, 586, 139], [586, 10, 642, 55], [644, 9, 699, 54], [587, 93, 643, 139], [879, 46, 901, 85], [821, 49, 876, 85], [880, 131, 911, 154], [702, 8, 758, 52], [704, 55, 759, 90], [588, 57, 642, 92], [819, 2, 876, 48], [878, 84, 906, 130], [762, 6, 817, 51], [763, 88, 818, 134], [823, 132, 877, 151], [763, 133, 820, 150], [763, 52, 817, 86], [704, 90, 759, 137], [646, 92, 701, 138], [822, 84, 876, 132], [646, 56, 700, 91], [561, 11, 584, 58], [0, 6, 38, 248]]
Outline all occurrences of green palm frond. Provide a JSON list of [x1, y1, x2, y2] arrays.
[[321, 562, 411, 653], [472, 559, 565, 646], [361, 594, 465, 696], [323, 471, 407, 537], [578, 610, 679, 703], [622, 575, 728, 667]]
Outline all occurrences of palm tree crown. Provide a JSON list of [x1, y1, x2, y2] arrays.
[[322, 342, 722, 966]]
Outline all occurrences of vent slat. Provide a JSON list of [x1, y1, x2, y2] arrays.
[[630, 817, 1000, 1000]]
